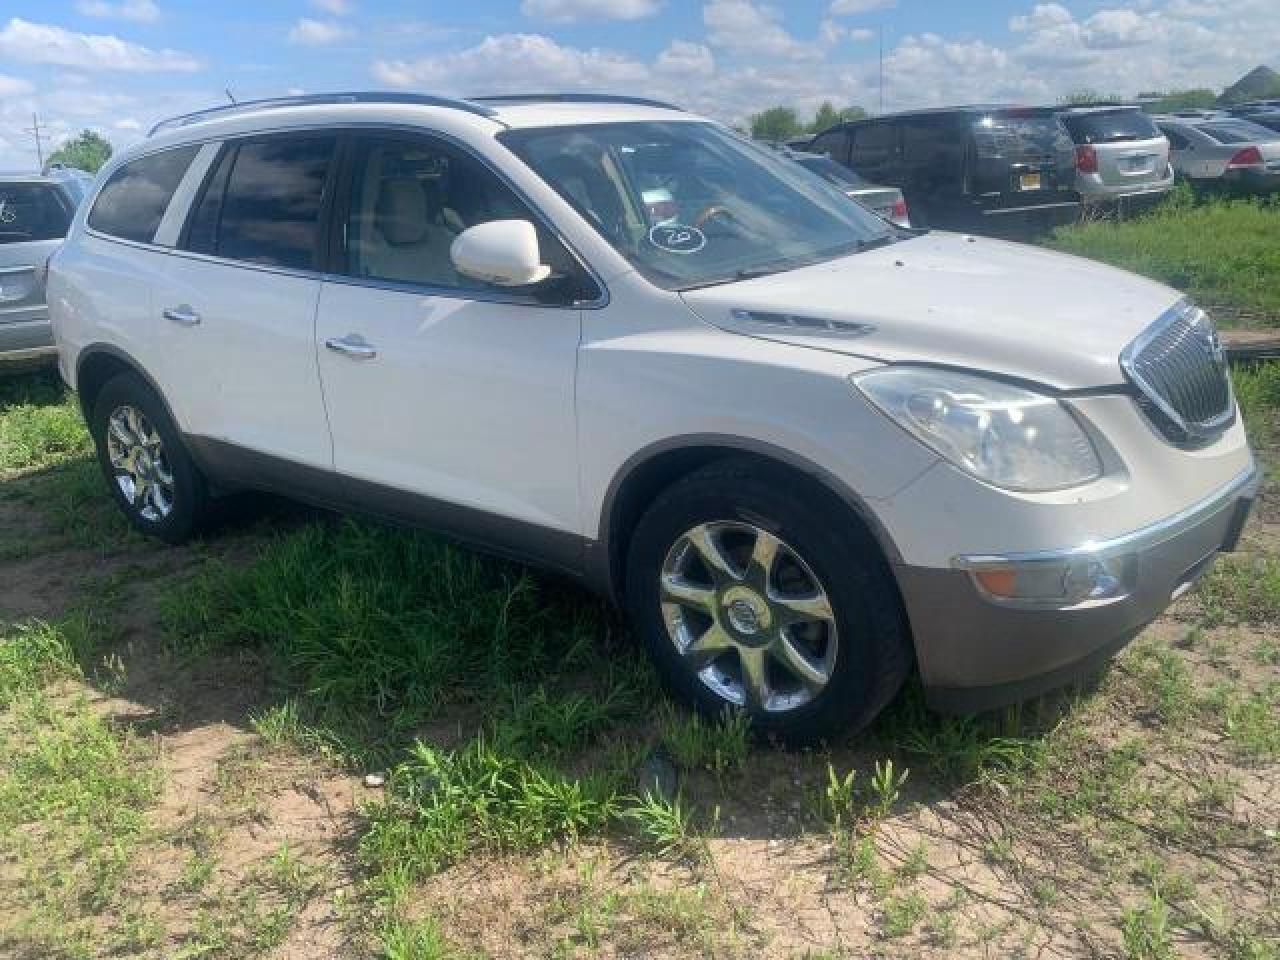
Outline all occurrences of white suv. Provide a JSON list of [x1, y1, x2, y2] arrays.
[[48, 93, 1256, 740]]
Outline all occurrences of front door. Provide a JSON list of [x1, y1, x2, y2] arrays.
[[313, 131, 593, 567]]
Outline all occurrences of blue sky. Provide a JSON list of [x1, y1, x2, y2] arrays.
[[0, 0, 1274, 169]]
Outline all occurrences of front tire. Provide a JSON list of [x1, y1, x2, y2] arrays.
[[90, 372, 208, 544], [625, 460, 912, 743]]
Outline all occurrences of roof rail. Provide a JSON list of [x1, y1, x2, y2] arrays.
[[148, 91, 497, 136], [470, 93, 685, 112]]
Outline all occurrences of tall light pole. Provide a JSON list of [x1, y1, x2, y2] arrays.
[[25, 113, 48, 170], [878, 26, 886, 115]]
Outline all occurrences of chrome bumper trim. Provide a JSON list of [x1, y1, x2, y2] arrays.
[[954, 464, 1258, 571]]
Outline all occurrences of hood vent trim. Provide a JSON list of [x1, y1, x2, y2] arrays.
[[728, 308, 875, 338]]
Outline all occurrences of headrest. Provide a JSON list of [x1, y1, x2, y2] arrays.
[[376, 177, 428, 246]]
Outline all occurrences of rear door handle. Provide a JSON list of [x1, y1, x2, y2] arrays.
[[162, 305, 201, 327], [325, 335, 378, 360]]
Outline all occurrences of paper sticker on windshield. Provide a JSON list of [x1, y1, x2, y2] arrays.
[[648, 223, 706, 255]]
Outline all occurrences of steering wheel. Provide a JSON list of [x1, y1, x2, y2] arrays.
[[692, 205, 737, 229]]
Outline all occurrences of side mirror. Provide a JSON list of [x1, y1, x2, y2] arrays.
[[450, 220, 552, 288]]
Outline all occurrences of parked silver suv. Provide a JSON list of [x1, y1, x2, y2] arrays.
[[1059, 107, 1173, 213], [0, 166, 93, 366]]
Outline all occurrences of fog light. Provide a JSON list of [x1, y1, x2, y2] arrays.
[[963, 553, 1135, 607]]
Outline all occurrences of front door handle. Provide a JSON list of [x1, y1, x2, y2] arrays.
[[162, 305, 201, 327], [325, 335, 378, 360]]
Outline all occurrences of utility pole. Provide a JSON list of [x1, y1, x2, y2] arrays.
[[878, 26, 886, 115], [24, 113, 48, 170]]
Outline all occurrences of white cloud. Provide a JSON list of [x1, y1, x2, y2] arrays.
[[114, 117, 142, 130], [1009, 3, 1073, 32], [0, 74, 33, 97], [704, 0, 819, 60], [849, 27, 875, 41], [828, 0, 895, 14], [0, 18, 199, 71], [373, 33, 650, 91], [76, 0, 161, 23], [311, 0, 354, 14], [819, 18, 846, 46], [655, 40, 715, 77], [520, 0, 663, 21], [288, 18, 349, 46]]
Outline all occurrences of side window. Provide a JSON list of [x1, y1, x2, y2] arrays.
[[87, 145, 199, 244], [808, 129, 850, 164], [344, 134, 594, 301], [184, 135, 335, 270], [851, 123, 896, 166]]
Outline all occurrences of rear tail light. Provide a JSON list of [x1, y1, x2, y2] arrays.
[[1226, 146, 1265, 169], [890, 197, 910, 226], [1075, 144, 1098, 174]]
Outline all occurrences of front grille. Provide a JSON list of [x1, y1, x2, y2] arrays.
[[1122, 300, 1234, 447]]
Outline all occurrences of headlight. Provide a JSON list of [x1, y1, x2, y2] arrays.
[[853, 367, 1102, 492]]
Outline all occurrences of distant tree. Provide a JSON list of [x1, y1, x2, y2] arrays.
[[1140, 89, 1218, 113], [749, 106, 804, 142], [809, 101, 868, 133], [1059, 89, 1124, 106], [47, 130, 113, 173]]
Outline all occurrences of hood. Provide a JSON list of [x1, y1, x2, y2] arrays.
[[679, 232, 1182, 390]]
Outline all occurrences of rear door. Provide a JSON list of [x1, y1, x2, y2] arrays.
[[968, 110, 1077, 202], [0, 180, 73, 351], [152, 133, 337, 475]]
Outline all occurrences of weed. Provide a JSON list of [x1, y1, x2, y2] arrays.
[[0, 614, 97, 702], [361, 736, 618, 880], [659, 706, 750, 776], [0, 373, 91, 474], [1223, 686, 1280, 760], [821, 763, 857, 829], [1121, 891, 1175, 960], [380, 917, 461, 959], [1199, 555, 1280, 625], [624, 791, 707, 862], [869, 758, 909, 818], [881, 890, 927, 939]]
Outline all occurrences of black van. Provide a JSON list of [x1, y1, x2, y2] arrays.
[[809, 106, 1080, 236]]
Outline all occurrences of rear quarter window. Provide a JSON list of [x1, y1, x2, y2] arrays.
[[1061, 110, 1161, 144], [0, 183, 72, 244], [1198, 122, 1276, 144], [88, 146, 200, 244], [971, 113, 1071, 159]]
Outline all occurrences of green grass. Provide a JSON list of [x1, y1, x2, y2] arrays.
[[1048, 195, 1280, 325], [162, 520, 611, 743], [0, 372, 91, 474], [0, 620, 162, 958]]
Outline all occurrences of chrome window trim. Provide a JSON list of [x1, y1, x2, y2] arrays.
[[1120, 297, 1235, 446], [954, 464, 1258, 571], [82, 120, 610, 311]]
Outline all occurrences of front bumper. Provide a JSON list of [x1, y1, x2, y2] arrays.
[[898, 465, 1259, 713]]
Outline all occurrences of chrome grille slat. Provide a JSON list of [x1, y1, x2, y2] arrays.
[[1121, 300, 1233, 447]]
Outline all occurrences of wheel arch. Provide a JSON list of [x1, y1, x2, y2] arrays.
[[593, 434, 904, 604], [75, 344, 180, 429]]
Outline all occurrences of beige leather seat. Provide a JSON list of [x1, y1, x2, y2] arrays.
[[358, 176, 460, 287]]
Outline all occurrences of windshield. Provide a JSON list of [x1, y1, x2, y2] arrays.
[[0, 182, 72, 244], [1199, 121, 1279, 144], [500, 121, 894, 290], [1061, 109, 1160, 144], [792, 154, 871, 189]]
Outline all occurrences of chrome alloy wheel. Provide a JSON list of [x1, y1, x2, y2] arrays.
[[659, 521, 839, 713], [105, 405, 175, 522]]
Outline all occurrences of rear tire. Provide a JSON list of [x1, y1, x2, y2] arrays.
[[89, 372, 208, 544], [625, 459, 912, 743]]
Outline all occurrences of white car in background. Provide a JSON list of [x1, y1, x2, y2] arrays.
[[48, 93, 1255, 739]]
